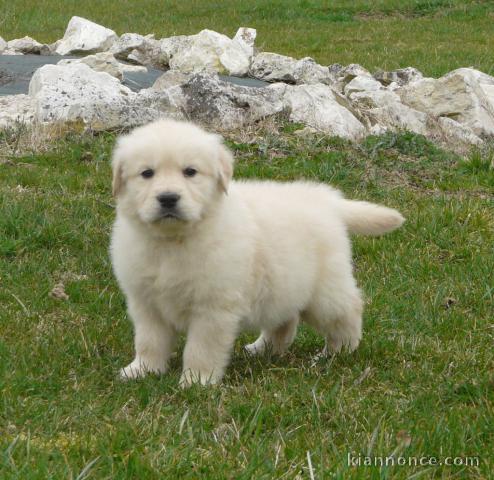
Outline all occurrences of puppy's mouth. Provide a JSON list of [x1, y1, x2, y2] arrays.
[[156, 210, 184, 221]]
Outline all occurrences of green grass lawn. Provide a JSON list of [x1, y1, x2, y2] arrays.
[[1, 0, 494, 77], [1, 1, 494, 478]]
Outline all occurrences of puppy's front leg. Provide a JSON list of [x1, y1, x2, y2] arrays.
[[120, 299, 176, 379], [180, 312, 239, 387]]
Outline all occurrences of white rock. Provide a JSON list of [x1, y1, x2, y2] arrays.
[[110, 33, 148, 60], [177, 72, 286, 129], [169, 29, 252, 76], [0, 36, 7, 53], [1, 49, 23, 56], [399, 68, 494, 136], [282, 83, 366, 140], [349, 89, 428, 135], [0, 95, 36, 129], [29, 63, 167, 129], [57, 52, 146, 80], [249, 52, 331, 84], [374, 67, 423, 86], [232, 27, 256, 56], [344, 75, 383, 96], [7, 36, 44, 54], [337, 64, 372, 83], [437, 117, 483, 147], [55, 16, 118, 55], [152, 71, 191, 91], [128, 37, 166, 67], [159, 35, 192, 65]]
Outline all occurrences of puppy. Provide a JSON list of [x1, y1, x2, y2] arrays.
[[110, 119, 404, 387]]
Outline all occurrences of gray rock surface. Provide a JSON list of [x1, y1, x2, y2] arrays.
[[177, 73, 286, 129]]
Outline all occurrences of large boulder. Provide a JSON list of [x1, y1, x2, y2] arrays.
[[168, 29, 255, 76], [55, 16, 118, 55], [0, 36, 7, 53], [57, 52, 146, 80], [175, 72, 286, 129], [28, 63, 172, 129], [282, 83, 366, 140], [399, 68, 494, 137], [6, 36, 45, 54], [249, 53, 331, 85], [0, 94, 35, 129]]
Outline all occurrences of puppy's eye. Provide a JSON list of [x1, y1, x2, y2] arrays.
[[141, 169, 154, 179], [183, 167, 197, 178]]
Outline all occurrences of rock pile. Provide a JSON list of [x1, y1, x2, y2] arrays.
[[1, 16, 494, 151]]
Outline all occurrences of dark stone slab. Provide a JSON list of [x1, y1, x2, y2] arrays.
[[0, 54, 268, 97]]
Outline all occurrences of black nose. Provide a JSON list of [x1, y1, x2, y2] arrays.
[[157, 192, 180, 209]]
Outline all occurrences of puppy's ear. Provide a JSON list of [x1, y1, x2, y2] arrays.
[[111, 144, 125, 197], [218, 143, 234, 194]]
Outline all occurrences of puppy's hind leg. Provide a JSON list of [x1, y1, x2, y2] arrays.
[[302, 260, 363, 355], [245, 316, 299, 356]]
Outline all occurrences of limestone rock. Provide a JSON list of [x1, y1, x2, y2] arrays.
[[0, 36, 7, 53], [0, 94, 35, 129], [7, 36, 44, 54], [337, 64, 372, 83], [55, 16, 118, 55], [110, 33, 149, 60], [159, 35, 192, 66], [58, 52, 146, 80], [399, 68, 494, 136], [152, 71, 191, 91], [128, 37, 167, 68], [233, 28, 256, 56], [249, 52, 331, 84], [344, 75, 383, 97], [374, 67, 423, 86], [29, 63, 169, 129], [168, 29, 254, 76], [178, 72, 286, 129], [436, 117, 483, 147], [282, 83, 366, 140], [350, 89, 428, 135]]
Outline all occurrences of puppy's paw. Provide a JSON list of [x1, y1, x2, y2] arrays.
[[324, 335, 361, 355], [244, 341, 265, 356], [119, 358, 165, 380]]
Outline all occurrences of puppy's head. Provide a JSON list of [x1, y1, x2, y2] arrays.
[[112, 119, 234, 229]]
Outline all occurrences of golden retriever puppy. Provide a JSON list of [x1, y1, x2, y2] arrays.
[[110, 119, 404, 387]]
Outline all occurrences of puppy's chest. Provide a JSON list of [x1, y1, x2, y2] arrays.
[[144, 250, 213, 322]]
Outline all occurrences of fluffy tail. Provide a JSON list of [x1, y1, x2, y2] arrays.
[[338, 199, 405, 236]]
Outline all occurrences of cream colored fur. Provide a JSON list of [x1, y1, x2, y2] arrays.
[[110, 119, 404, 387]]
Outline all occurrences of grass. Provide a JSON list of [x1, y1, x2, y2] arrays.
[[1, 124, 493, 479], [1, 1, 494, 478], [0, 0, 493, 77]]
